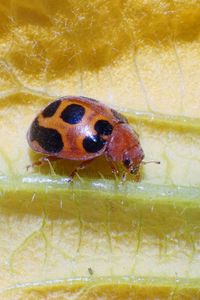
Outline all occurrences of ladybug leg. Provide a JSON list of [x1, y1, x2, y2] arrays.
[[105, 153, 119, 178], [68, 159, 94, 182], [121, 171, 128, 182], [27, 156, 60, 171], [108, 161, 119, 177], [134, 170, 142, 182], [121, 169, 141, 182]]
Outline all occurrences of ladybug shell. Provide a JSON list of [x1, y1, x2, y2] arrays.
[[27, 96, 128, 161]]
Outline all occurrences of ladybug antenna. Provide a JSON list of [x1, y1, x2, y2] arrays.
[[142, 160, 160, 165]]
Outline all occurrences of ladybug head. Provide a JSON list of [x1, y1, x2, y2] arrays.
[[123, 146, 144, 175], [107, 123, 160, 176], [106, 124, 160, 175], [121, 136, 160, 175], [107, 123, 144, 175]]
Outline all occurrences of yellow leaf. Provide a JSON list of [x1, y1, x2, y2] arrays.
[[0, 0, 200, 299]]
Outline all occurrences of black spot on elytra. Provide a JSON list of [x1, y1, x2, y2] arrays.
[[42, 100, 61, 118], [111, 109, 128, 124], [94, 120, 113, 136], [83, 135, 106, 153], [60, 104, 85, 124], [29, 118, 63, 153]]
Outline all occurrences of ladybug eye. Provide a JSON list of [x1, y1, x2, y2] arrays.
[[123, 159, 131, 167]]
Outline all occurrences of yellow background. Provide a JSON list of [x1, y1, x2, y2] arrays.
[[0, 0, 199, 298]]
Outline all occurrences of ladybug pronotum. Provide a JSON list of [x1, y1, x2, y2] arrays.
[[27, 96, 154, 181]]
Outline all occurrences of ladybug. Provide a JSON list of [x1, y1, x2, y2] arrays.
[[27, 96, 158, 181]]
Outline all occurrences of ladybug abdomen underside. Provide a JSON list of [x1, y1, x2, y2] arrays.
[[27, 97, 122, 160]]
